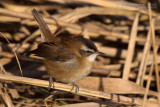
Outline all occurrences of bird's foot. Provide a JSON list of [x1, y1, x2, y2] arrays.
[[71, 82, 79, 93], [48, 76, 54, 90]]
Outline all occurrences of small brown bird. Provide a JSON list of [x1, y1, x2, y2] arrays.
[[31, 9, 104, 93]]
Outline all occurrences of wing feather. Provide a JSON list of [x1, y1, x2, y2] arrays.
[[31, 42, 75, 61]]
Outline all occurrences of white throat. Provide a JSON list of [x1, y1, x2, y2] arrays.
[[87, 54, 97, 62]]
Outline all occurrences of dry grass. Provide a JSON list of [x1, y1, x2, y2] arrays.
[[122, 13, 139, 80], [0, 0, 160, 106]]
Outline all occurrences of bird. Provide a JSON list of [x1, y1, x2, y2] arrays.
[[31, 9, 105, 93]]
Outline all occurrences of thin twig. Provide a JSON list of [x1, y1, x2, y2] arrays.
[[0, 32, 23, 76]]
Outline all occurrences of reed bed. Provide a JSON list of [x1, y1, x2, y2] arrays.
[[0, 0, 160, 106]]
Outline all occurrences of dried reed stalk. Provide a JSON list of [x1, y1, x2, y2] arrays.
[[148, 3, 160, 106], [123, 13, 139, 80], [136, 29, 151, 85], [142, 44, 159, 107], [0, 74, 158, 107]]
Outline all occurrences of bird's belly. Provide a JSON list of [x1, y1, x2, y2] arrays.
[[44, 59, 93, 83]]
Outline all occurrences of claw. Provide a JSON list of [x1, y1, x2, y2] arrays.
[[48, 76, 54, 90], [71, 82, 79, 93]]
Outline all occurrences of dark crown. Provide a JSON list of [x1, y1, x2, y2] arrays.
[[74, 36, 98, 52]]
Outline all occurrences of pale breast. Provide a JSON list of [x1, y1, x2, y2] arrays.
[[71, 62, 92, 82], [44, 58, 93, 83], [61, 58, 94, 82]]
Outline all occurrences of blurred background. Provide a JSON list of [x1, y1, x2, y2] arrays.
[[0, 0, 160, 106]]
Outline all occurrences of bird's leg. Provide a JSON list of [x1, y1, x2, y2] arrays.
[[71, 82, 79, 93], [48, 75, 54, 90]]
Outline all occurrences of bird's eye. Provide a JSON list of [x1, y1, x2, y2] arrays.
[[85, 50, 93, 54]]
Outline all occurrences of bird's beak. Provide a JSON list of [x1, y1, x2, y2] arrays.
[[96, 51, 106, 56]]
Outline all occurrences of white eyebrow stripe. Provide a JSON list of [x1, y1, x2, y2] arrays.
[[81, 45, 94, 52]]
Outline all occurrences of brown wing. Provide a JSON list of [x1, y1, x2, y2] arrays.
[[31, 42, 75, 61]]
